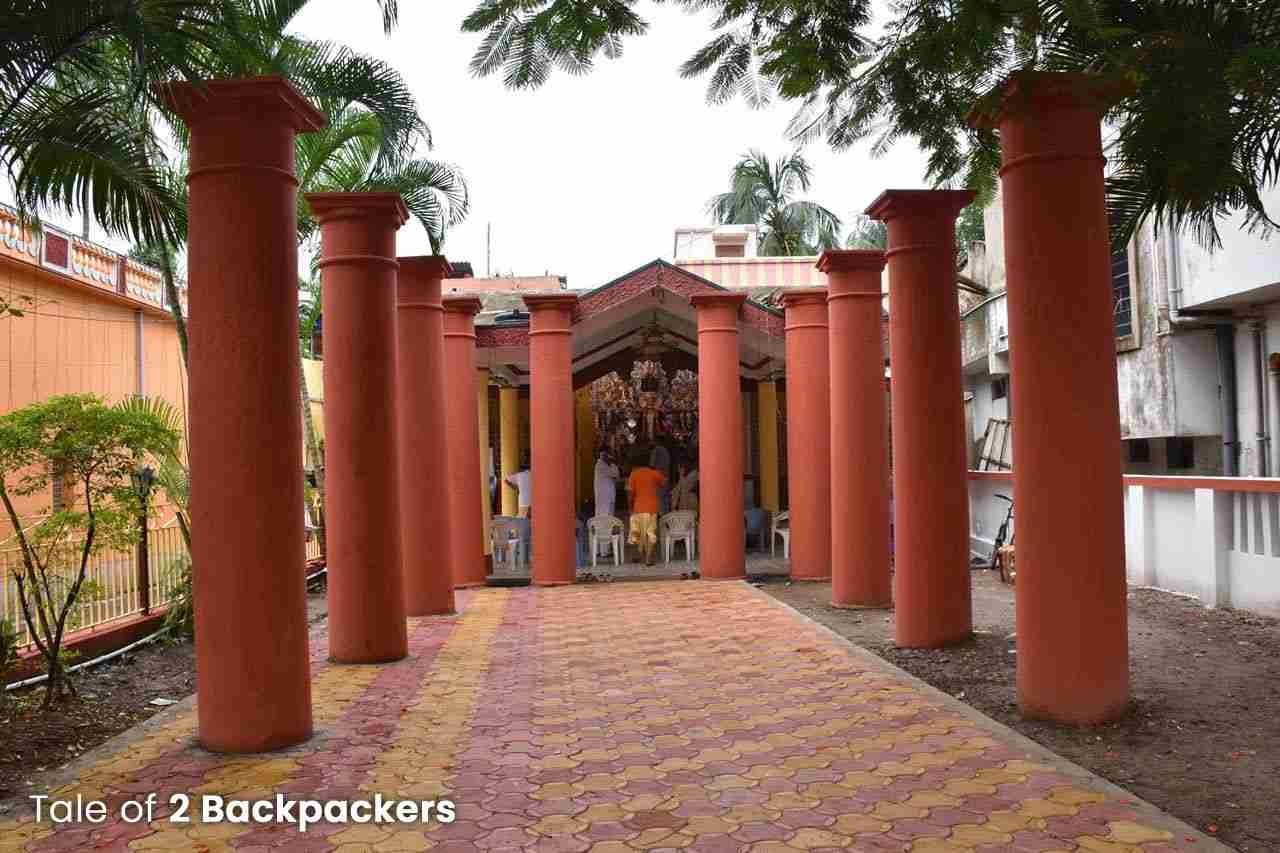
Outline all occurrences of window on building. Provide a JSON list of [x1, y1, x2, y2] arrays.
[[714, 243, 745, 258], [991, 377, 1008, 401], [1127, 438, 1151, 463], [1112, 246, 1134, 339], [1166, 437, 1195, 470]]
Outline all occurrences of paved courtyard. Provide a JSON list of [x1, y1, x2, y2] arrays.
[[1, 582, 1224, 851]]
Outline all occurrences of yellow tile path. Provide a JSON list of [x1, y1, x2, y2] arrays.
[[0, 582, 1228, 852]]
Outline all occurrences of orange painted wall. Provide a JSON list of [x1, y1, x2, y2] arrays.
[[0, 256, 187, 530]]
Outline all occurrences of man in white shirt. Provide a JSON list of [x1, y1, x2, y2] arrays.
[[504, 454, 532, 518], [593, 450, 620, 518]]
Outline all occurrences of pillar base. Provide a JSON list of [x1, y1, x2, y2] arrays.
[[200, 727, 312, 756], [894, 631, 972, 650], [831, 600, 892, 611], [454, 581, 486, 590], [329, 651, 408, 665], [1018, 699, 1129, 727], [407, 606, 457, 617]]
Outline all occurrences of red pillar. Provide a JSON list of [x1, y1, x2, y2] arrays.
[[692, 293, 747, 580], [866, 189, 974, 648], [308, 192, 409, 664], [157, 77, 323, 753], [780, 288, 832, 581], [819, 251, 893, 608], [524, 294, 579, 586], [442, 296, 488, 588], [972, 71, 1130, 723], [396, 256, 456, 616]]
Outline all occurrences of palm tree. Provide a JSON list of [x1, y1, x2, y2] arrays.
[[846, 215, 886, 250], [0, 1, 403, 247], [295, 107, 468, 253], [707, 150, 841, 256]]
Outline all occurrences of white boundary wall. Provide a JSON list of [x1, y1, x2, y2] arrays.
[[968, 473, 1280, 617]]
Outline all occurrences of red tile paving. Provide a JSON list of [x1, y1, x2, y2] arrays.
[[0, 582, 1227, 851]]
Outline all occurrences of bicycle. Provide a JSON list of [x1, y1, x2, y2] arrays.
[[988, 493, 1015, 584]]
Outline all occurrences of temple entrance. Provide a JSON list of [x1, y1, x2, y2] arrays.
[[476, 260, 791, 582]]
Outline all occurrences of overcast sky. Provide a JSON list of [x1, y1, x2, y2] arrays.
[[288, 0, 929, 289]]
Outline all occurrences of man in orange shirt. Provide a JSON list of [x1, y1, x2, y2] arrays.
[[627, 447, 667, 566]]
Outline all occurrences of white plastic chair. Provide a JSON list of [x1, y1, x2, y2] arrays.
[[660, 511, 697, 563], [588, 515, 624, 567], [771, 510, 791, 559], [491, 517, 526, 571]]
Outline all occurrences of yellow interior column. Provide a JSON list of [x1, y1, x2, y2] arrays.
[[758, 379, 780, 512], [477, 371, 493, 556], [499, 385, 520, 517], [575, 387, 595, 507]]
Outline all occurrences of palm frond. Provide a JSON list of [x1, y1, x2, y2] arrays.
[[3, 84, 183, 245]]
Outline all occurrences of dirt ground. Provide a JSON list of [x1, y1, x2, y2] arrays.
[[761, 571, 1280, 852], [0, 587, 331, 811], [0, 636, 196, 805]]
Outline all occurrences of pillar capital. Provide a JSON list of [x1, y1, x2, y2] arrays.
[[523, 292, 579, 312], [967, 70, 1132, 130], [968, 71, 1131, 182], [864, 189, 975, 223], [442, 294, 484, 316], [153, 76, 326, 133], [397, 256, 448, 309], [306, 192, 409, 229], [692, 292, 748, 334], [524, 292, 579, 332], [817, 249, 886, 275], [690, 291, 748, 312], [399, 255, 452, 279], [779, 287, 829, 311]]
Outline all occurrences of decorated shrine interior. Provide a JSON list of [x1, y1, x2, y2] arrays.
[[471, 259, 792, 510]]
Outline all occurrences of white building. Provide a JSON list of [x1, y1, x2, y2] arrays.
[[964, 186, 1280, 615]]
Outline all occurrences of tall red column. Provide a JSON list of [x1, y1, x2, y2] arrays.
[[780, 288, 831, 581], [692, 293, 747, 580], [524, 294, 579, 586], [820, 251, 893, 608], [972, 71, 1130, 723], [442, 296, 488, 588], [866, 189, 974, 648], [158, 77, 322, 753], [396, 256, 456, 616], [308, 192, 409, 664]]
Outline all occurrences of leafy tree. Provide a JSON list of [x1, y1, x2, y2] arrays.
[[954, 203, 986, 268], [707, 150, 841, 255], [846, 215, 887, 250], [846, 204, 984, 269], [0, 395, 180, 707], [461, 0, 1280, 248], [0, 617, 17, 702]]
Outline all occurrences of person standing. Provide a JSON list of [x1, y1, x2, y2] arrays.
[[671, 459, 699, 513], [626, 447, 667, 566], [593, 450, 621, 559], [504, 453, 532, 519], [649, 438, 673, 513], [593, 450, 620, 517]]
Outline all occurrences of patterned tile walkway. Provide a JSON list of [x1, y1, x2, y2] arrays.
[[0, 582, 1226, 851]]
